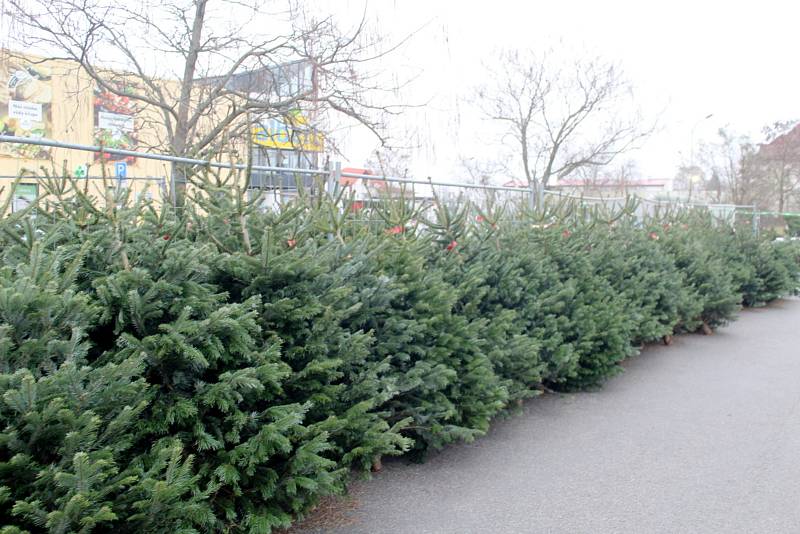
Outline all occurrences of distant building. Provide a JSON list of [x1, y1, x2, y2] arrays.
[[340, 167, 410, 196], [551, 177, 669, 199], [0, 50, 325, 210], [338, 167, 441, 204], [502, 179, 528, 189], [0, 51, 169, 209], [755, 123, 800, 212], [759, 124, 800, 160], [340, 167, 397, 196], [199, 60, 324, 194]]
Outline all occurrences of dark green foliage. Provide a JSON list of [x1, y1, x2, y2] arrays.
[[211, 236, 412, 469], [589, 225, 696, 345], [444, 241, 544, 405], [731, 233, 797, 306], [339, 237, 507, 454], [526, 226, 636, 390], [658, 222, 741, 329], [0, 179, 794, 532], [774, 240, 800, 293]]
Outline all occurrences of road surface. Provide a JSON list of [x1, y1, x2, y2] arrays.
[[293, 299, 800, 534]]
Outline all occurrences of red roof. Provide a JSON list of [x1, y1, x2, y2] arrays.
[[502, 179, 529, 188], [340, 167, 372, 187], [555, 178, 668, 188], [340, 167, 394, 189], [341, 167, 373, 175], [759, 124, 800, 159]]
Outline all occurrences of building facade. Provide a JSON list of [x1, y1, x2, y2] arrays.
[[0, 50, 324, 211]]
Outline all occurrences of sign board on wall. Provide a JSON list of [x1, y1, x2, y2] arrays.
[[94, 83, 138, 163], [98, 111, 134, 132], [0, 58, 53, 159], [9, 100, 43, 124], [12, 183, 37, 212], [252, 111, 324, 152], [115, 161, 127, 180]]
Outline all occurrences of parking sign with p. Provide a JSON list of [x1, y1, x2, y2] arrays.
[[115, 162, 127, 180]]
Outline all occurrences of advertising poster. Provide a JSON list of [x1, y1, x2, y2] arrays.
[[12, 183, 37, 212], [94, 83, 138, 163], [0, 58, 53, 159], [252, 110, 324, 152]]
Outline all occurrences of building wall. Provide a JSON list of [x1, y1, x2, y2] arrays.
[[0, 51, 175, 209], [0, 50, 324, 212]]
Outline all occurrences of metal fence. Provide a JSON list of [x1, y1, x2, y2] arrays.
[[0, 134, 535, 202], [0, 135, 779, 234]]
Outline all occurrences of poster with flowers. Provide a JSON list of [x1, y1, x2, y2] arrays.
[[94, 83, 138, 163], [0, 58, 53, 159]]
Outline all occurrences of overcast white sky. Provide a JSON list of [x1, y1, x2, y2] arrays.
[[3, 0, 796, 182], [324, 0, 800, 182]]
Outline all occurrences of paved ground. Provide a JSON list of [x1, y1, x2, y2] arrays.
[[294, 299, 800, 534]]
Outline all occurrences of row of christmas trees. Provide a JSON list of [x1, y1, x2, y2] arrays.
[[0, 176, 798, 533]]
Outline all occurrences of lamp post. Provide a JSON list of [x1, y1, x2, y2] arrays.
[[690, 113, 714, 168], [688, 113, 713, 202]]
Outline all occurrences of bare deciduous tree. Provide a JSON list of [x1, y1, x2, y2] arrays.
[[696, 122, 800, 210], [698, 128, 760, 206], [366, 147, 412, 179], [757, 120, 800, 212], [6, 0, 404, 190], [477, 48, 652, 189], [459, 156, 505, 186], [572, 158, 640, 197]]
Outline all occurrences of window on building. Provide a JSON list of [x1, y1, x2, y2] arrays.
[[251, 147, 279, 188], [251, 147, 318, 190]]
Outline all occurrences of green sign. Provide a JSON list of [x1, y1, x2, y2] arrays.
[[74, 164, 88, 178], [15, 184, 37, 197], [12, 183, 37, 213]]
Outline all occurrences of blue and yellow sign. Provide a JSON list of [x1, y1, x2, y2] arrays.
[[252, 111, 323, 152]]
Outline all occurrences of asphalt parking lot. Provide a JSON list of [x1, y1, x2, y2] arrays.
[[295, 299, 800, 534]]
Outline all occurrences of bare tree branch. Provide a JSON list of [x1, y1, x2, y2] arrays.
[[6, 0, 409, 181], [477, 48, 653, 188]]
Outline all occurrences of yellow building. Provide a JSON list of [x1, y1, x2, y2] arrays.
[[0, 51, 174, 210], [0, 50, 325, 211]]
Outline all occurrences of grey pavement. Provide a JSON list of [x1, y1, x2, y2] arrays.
[[295, 298, 800, 534]]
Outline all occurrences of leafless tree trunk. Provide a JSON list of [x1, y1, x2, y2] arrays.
[[477, 48, 652, 190], [367, 147, 411, 179], [173, 0, 209, 161], [7, 0, 405, 201], [460, 156, 505, 186], [700, 128, 762, 207]]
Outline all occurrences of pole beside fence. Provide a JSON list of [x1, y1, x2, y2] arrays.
[[329, 161, 341, 196]]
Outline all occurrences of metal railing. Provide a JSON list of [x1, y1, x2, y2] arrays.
[[0, 135, 326, 176], [0, 135, 774, 234], [0, 135, 544, 218], [0, 135, 534, 194]]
